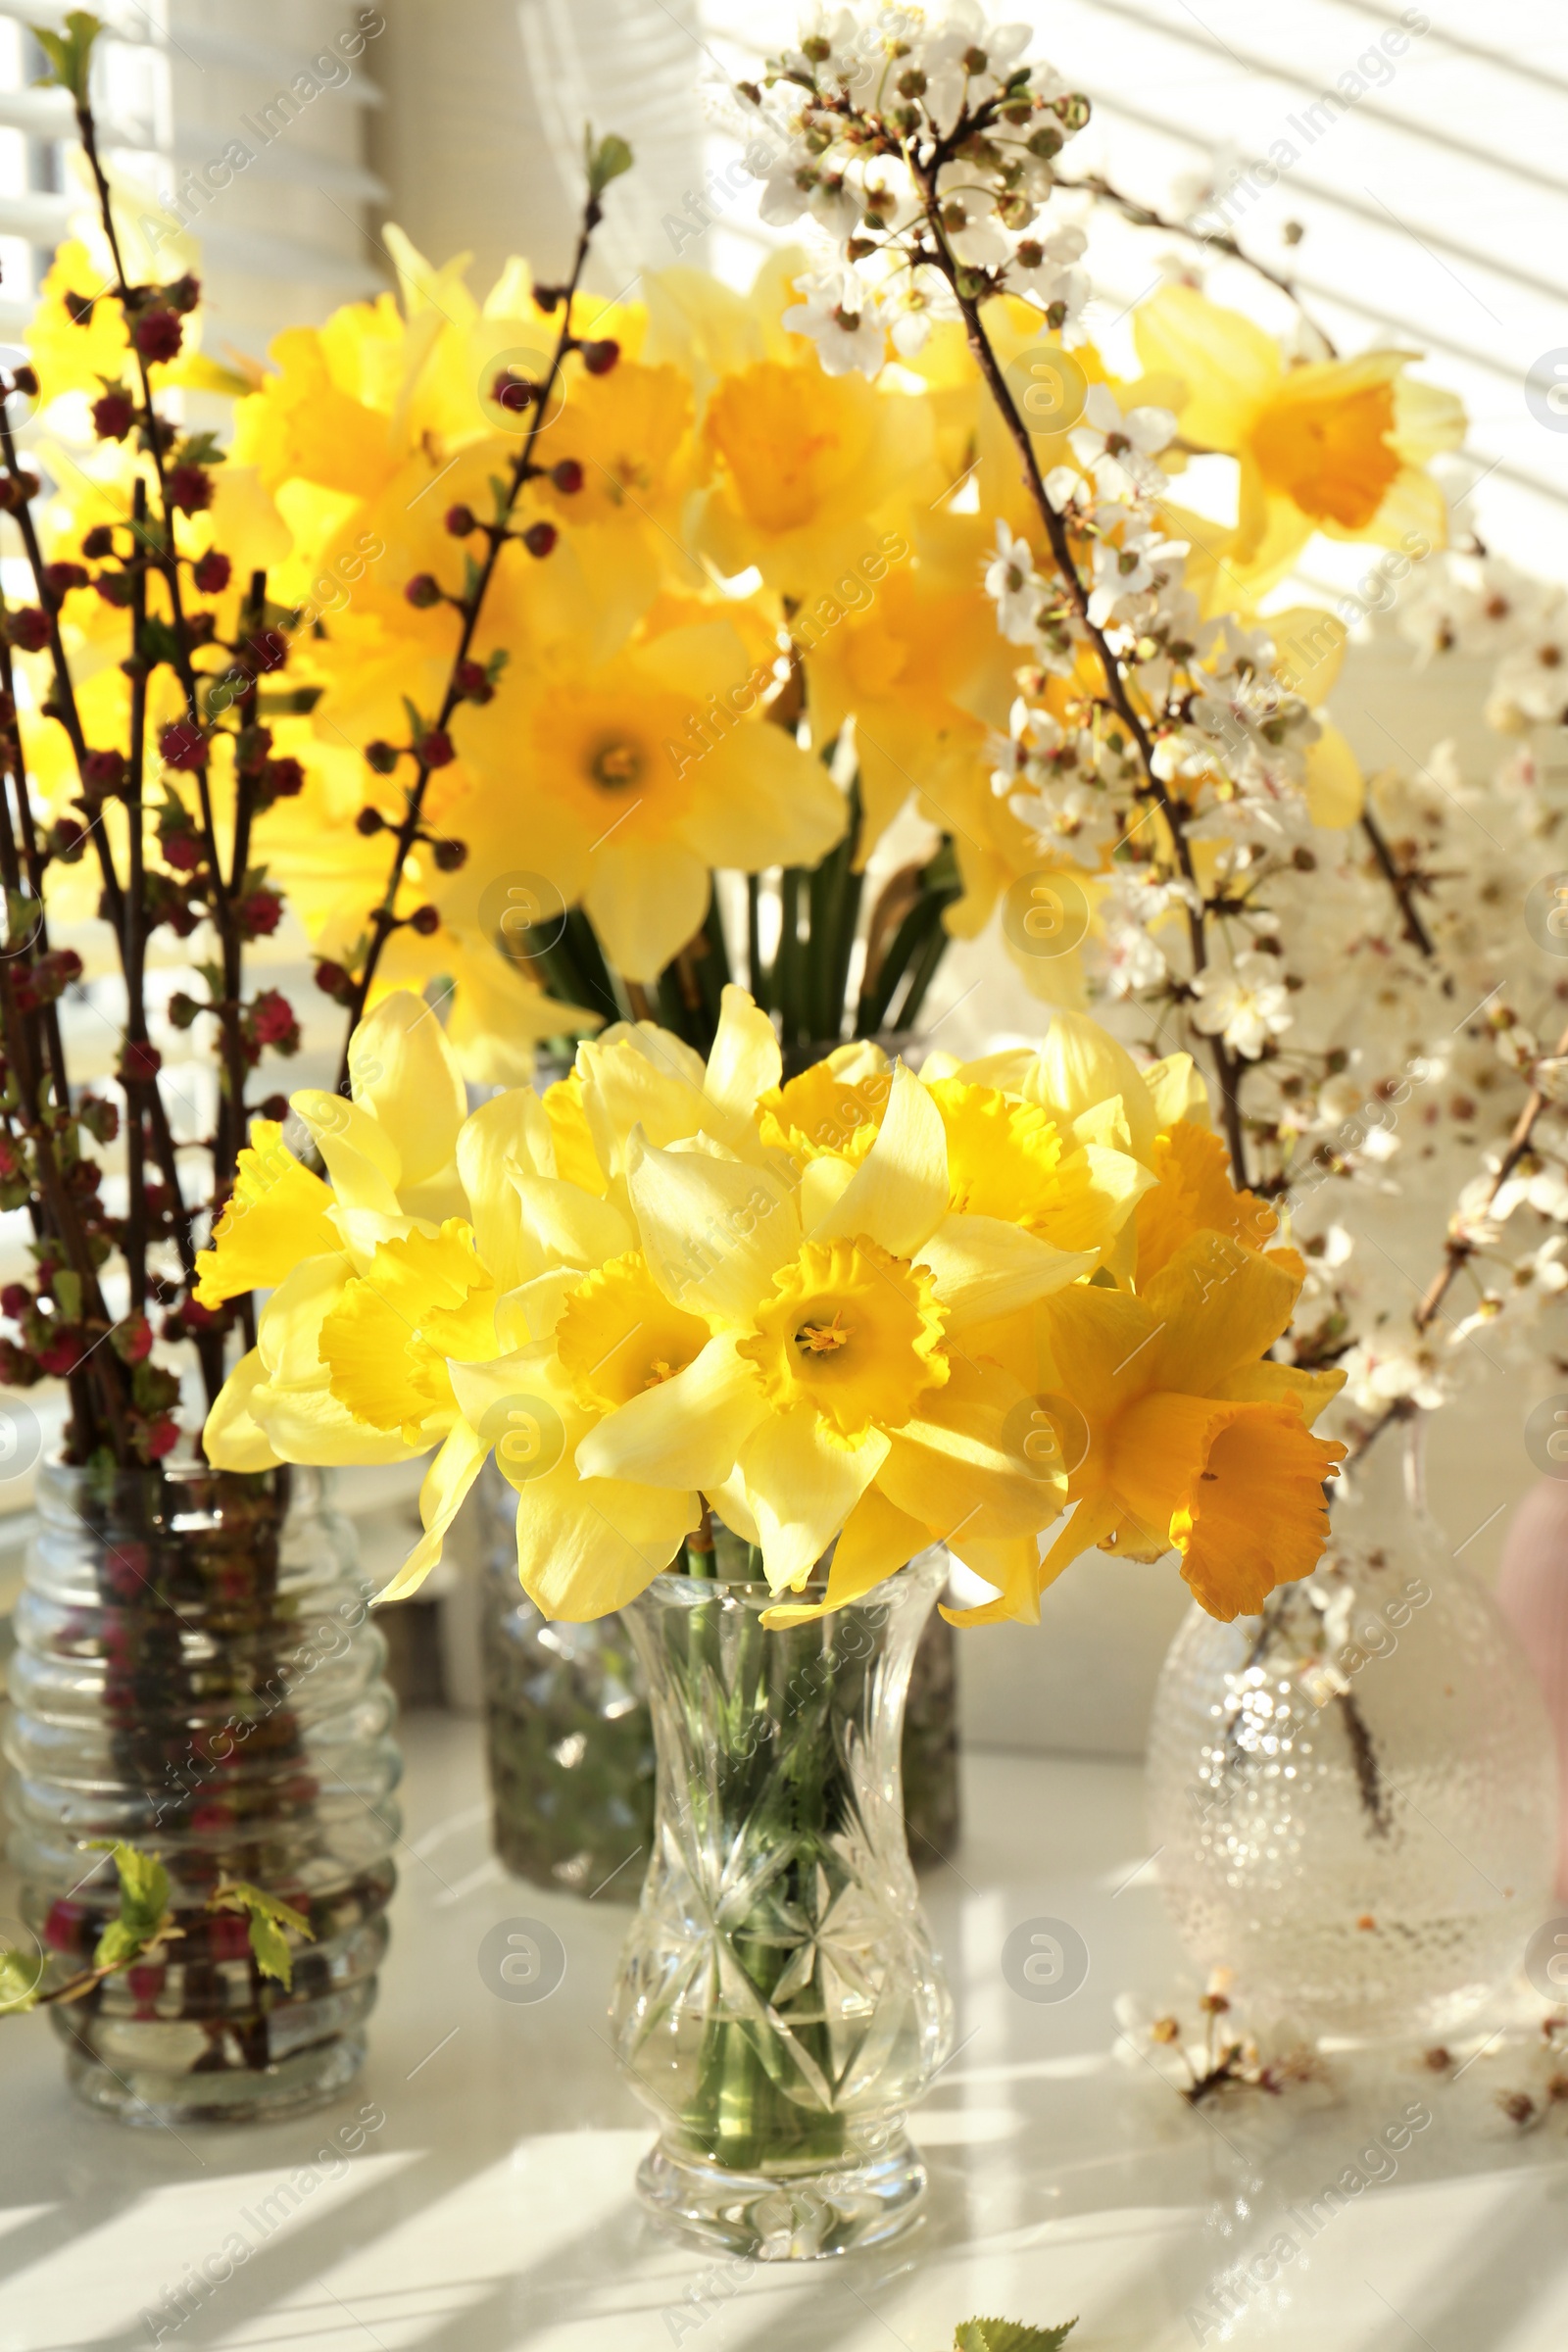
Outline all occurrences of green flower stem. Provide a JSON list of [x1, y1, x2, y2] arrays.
[[776, 867, 805, 1048], [660, 1598, 881, 2174], [747, 874, 766, 1008]]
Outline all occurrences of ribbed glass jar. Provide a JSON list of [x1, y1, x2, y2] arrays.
[[612, 1554, 954, 2259], [5, 1461, 400, 2125]]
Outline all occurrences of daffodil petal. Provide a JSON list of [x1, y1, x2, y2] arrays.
[[515, 1464, 698, 1620], [800, 1154, 858, 1229], [349, 989, 467, 1190], [917, 1213, 1097, 1328], [706, 1469, 761, 1545], [1034, 1281, 1161, 1418], [511, 1169, 634, 1279], [376, 1418, 491, 1602], [808, 1063, 947, 1259], [256, 1255, 355, 1386], [576, 1025, 712, 1180], [457, 1089, 554, 1289], [202, 1349, 281, 1471], [292, 1088, 404, 1218], [1144, 1053, 1209, 1133], [1213, 1358, 1346, 1428], [1037, 1489, 1122, 1586], [739, 1407, 889, 1592], [1028, 1009, 1159, 1164], [584, 837, 710, 987], [1143, 1233, 1300, 1395], [1303, 721, 1364, 828], [762, 1483, 928, 1626], [703, 984, 782, 1128], [446, 1341, 572, 1446], [941, 1532, 1045, 1627], [575, 1334, 766, 1489], [626, 1129, 799, 1319], [249, 1383, 425, 1465], [878, 1356, 1059, 1541], [1132, 283, 1280, 450]]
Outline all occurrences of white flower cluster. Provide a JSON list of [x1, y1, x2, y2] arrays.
[[978, 382, 1324, 1036], [985, 431, 1568, 1425], [740, 0, 1092, 374], [1258, 551, 1568, 1423]]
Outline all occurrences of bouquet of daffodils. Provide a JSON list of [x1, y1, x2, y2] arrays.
[[198, 984, 1344, 1627]]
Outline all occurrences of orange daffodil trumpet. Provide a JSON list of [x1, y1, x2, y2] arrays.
[[197, 988, 1344, 1631], [1133, 283, 1466, 601]]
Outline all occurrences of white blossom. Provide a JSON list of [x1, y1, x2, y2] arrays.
[[984, 520, 1044, 642], [780, 268, 888, 377], [1190, 955, 1294, 1058], [1068, 382, 1176, 500]]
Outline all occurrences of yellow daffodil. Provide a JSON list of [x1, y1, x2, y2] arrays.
[[692, 341, 941, 608], [1136, 1116, 1302, 1287], [200, 993, 544, 1577], [451, 612, 847, 981], [575, 1060, 1094, 1611], [760, 1033, 1153, 1276], [413, 993, 794, 1619], [197, 989, 1345, 1642], [1135, 284, 1464, 597], [964, 1232, 1345, 1627], [571, 985, 785, 1185], [442, 1251, 708, 1623], [801, 555, 1015, 861]]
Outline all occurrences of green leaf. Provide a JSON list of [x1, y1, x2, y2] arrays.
[[584, 126, 633, 197], [31, 11, 101, 104], [51, 1267, 81, 1324], [80, 1838, 172, 1971], [209, 1880, 314, 1991], [0, 1945, 43, 2013], [91, 1916, 149, 1973], [956, 2325, 1077, 2352], [104, 1840, 170, 1937]]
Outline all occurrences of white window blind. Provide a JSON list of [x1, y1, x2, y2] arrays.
[[0, 0, 384, 357]]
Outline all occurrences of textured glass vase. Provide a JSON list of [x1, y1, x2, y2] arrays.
[[481, 1520, 655, 1901], [611, 1553, 954, 2258], [479, 1466, 961, 1899], [5, 1462, 400, 2124], [1147, 1421, 1556, 2040]]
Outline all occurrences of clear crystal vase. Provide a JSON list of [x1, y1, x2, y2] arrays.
[[478, 1464, 960, 1900], [611, 1552, 954, 2259], [1147, 1419, 1557, 2039], [5, 1462, 401, 2124]]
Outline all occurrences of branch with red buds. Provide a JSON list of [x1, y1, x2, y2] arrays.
[[331, 142, 628, 1086]]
